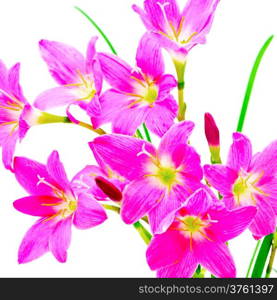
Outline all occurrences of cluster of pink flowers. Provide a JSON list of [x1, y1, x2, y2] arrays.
[[0, 0, 276, 278]]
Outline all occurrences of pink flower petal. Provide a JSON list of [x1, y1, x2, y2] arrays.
[[145, 95, 177, 137], [156, 74, 177, 100], [13, 195, 60, 217], [227, 133, 252, 172], [158, 120, 194, 156], [146, 229, 186, 270], [14, 156, 60, 196], [2, 131, 18, 170], [249, 195, 276, 239], [184, 188, 213, 216], [73, 193, 107, 229], [89, 134, 156, 181], [157, 250, 197, 278], [0, 60, 8, 89], [98, 53, 134, 93], [39, 39, 85, 85], [121, 177, 165, 224], [47, 151, 70, 191], [18, 218, 55, 264], [136, 33, 164, 78], [49, 217, 72, 263], [196, 241, 236, 278], [204, 164, 237, 196], [34, 86, 77, 110], [132, 4, 154, 30], [8, 63, 26, 103]]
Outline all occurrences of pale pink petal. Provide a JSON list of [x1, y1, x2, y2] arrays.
[[39, 39, 85, 85], [49, 217, 72, 263], [112, 106, 149, 136], [204, 164, 237, 195], [184, 188, 213, 215], [8, 63, 26, 103], [121, 177, 165, 224], [83, 95, 102, 118], [2, 131, 18, 170], [209, 206, 257, 242], [98, 53, 134, 93], [89, 134, 156, 181], [250, 141, 277, 175], [14, 156, 60, 196], [249, 195, 276, 239], [86, 36, 97, 73], [13, 195, 60, 217], [73, 193, 107, 229], [227, 133, 252, 172], [158, 120, 194, 156], [157, 249, 197, 278], [18, 218, 55, 264], [132, 4, 154, 30], [156, 74, 177, 100], [34, 86, 77, 110], [136, 33, 164, 78], [145, 95, 177, 137], [147, 229, 186, 270], [47, 151, 70, 191], [196, 241, 236, 278], [0, 60, 8, 89]]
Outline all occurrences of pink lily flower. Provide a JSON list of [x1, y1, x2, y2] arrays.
[[132, 0, 220, 61], [13, 151, 107, 263], [0, 60, 37, 170], [93, 33, 177, 137], [147, 188, 257, 278], [204, 133, 277, 239], [34, 37, 103, 121], [90, 121, 203, 233]]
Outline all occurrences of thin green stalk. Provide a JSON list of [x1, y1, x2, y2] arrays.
[[75, 6, 117, 55], [102, 204, 120, 214], [236, 35, 274, 132], [143, 123, 152, 143], [173, 60, 186, 121], [246, 240, 261, 277], [265, 231, 277, 278], [136, 129, 144, 139], [251, 234, 273, 278]]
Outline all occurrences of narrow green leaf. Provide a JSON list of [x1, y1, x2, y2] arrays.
[[236, 35, 274, 132], [143, 123, 152, 143]]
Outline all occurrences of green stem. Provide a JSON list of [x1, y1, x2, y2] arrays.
[[143, 123, 152, 143], [102, 204, 120, 214], [265, 231, 277, 278], [236, 35, 274, 132], [75, 6, 117, 55], [173, 60, 186, 121], [251, 234, 273, 278], [136, 129, 144, 139], [246, 240, 261, 277]]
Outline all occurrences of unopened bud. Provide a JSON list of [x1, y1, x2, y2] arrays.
[[95, 176, 122, 202]]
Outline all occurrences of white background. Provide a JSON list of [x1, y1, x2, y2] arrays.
[[0, 0, 276, 277]]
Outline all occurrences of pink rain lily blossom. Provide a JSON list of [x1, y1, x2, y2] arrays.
[[132, 0, 220, 61], [90, 121, 203, 233], [92, 33, 177, 137], [13, 151, 107, 263], [147, 188, 257, 278], [204, 133, 277, 239], [0, 60, 38, 170], [34, 37, 103, 122]]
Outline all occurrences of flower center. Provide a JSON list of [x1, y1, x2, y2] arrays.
[[232, 171, 265, 206], [156, 166, 177, 188], [143, 84, 159, 105]]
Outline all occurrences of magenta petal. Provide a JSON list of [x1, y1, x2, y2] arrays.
[[14, 156, 59, 196], [227, 133, 252, 171], [0, 60, 8, 89], [18, 218, 54, 264], [8, 63, 26, 102], [112, 106, 149, 136], [39, 39, 85, 85], [86, 36, 97, 73], [157, 74, 177, 100], [145, 96, 177, 137], [34, 86, 77, 110], [249, 196, 276, 239], [47, 151, 70, 191], [209, 206, 257, 242], [157, 249, 197, 278], [147, 229, 186, 270], [121, 178, 164, 224], [98, 53, 134, 93], [90, 134, 156, 181], [196, 241, 236, 278], [136, 33, 164, 78], [185, 188, 213, 215], [13, 195, 60, 217], [158, 120, 194, 155], [2, 131, 18, 170], [73, 193, 107, 229], [49, 217, 72, 263], [132, 4, 154, 30], [204, 164, 237, 196]]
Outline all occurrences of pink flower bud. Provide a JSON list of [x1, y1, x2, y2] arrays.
[[204, 113, 220, 147], [95, 176, 122, 202]]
